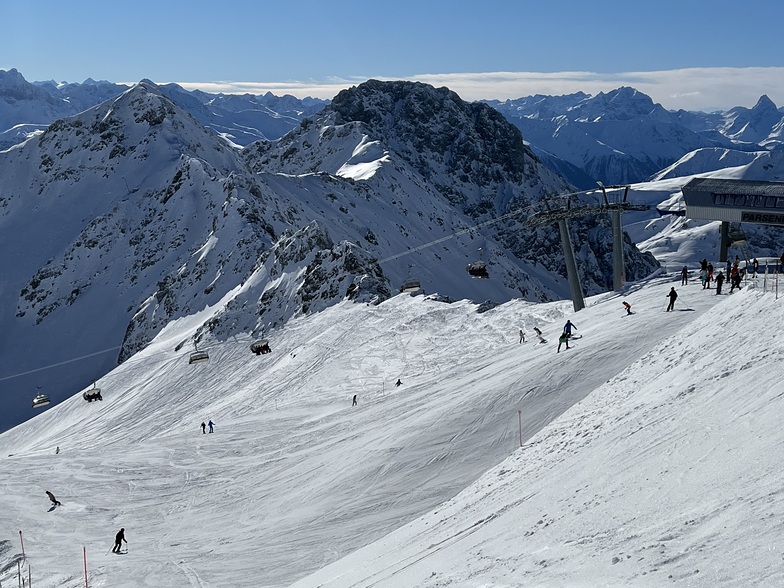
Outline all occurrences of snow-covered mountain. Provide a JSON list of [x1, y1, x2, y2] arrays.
[[0, 78, 661, 432], [489, 87, 784, 186], [0, 69, 325, 150]]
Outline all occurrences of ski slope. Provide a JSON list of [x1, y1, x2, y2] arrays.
[[1, 270, 782, 587]]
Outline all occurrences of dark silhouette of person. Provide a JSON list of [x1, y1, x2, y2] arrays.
[[395, 379, 402, 387], [666, 287, 678, 311], [201, 422, 206, 434], [680, 266, 688, 285], [623, 301, 632, 315], [112, 528, 126, 553], [352, 394, 358, 406], [716, 271, 725, 294], [519, 329, 525, 343], [45, 491, 61, 506], [208, 420, 214, 433]]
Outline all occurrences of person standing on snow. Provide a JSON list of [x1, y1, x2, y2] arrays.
[[112, 528, 127, 553], [666, 287, 678, 311], [519, 329, 525, 343], [208, 420, 214, 433], [752, 258, 759, 277], [201, 422, 206, 434], [680, 266, 688, 285], [352, 394, 358, 406], [715, 271, 725, 294], [563, 320, 576, 337], [622, 301, 633, 315], [557, 332, 570, 353]]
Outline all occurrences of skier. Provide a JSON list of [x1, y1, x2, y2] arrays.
[[519, 329, 525, 343], [112, 528, 126, 553], [557, 332, 570, 353], [395, 379, 402, 387], [666, 287, 678, 312], [208, 420, 214, 433], [533, 327, 546, 344], [752, 258, 759, 277], [352, 394, 358, 406], [622, 301, 633, 315], [715, 271, 725, 295], [680, 266, 688, 285], [730, 271, 742, 293], [45, 491, 61, 507], [563, 320, 576, 337], [201, 422, 206, 434]]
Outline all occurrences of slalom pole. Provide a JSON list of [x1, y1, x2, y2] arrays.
[[19, 530, 25, 562], [83, 546, 88, 588]]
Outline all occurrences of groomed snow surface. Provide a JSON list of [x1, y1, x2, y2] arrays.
[[1, 270, 783, 587]]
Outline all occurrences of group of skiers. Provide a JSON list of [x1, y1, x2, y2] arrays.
[[200, 420, 215, 434], [693, 257, 749, 296]]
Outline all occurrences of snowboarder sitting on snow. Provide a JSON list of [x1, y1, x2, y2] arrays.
[[557, 332, 570, 353], [112, 528, 126, 553], [623, 301, 632, 315], [45, 490, 61, 506]]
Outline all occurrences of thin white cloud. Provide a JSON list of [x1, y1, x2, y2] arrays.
[[169, 67, 784, 112]]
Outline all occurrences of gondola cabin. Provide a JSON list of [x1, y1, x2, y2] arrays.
[[32, 394, 50, 408], [466, 261, 489, 279], [188, 350, 210, 364], [250, 340, 272, 355]]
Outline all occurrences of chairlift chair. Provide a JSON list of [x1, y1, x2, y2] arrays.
[[188, 350, 210, 364], [83, 382, 103, 402], [399, 278, 422, 293], [466, 247, 490, 279], [32, 393, 50, 408], [466, 261, 489, 279], [399, 265, 422, 293], [188, 341, 210, 364], [250, 340, 272, 355]]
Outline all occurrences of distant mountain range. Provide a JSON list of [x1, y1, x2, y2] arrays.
[[486, 87, 784, 187], [4, 69, 784, 188]]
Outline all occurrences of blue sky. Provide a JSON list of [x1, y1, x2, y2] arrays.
[[3, 0, 784, 110]]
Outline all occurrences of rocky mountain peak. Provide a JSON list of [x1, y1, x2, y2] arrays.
[[328, 79, 532, 187]]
